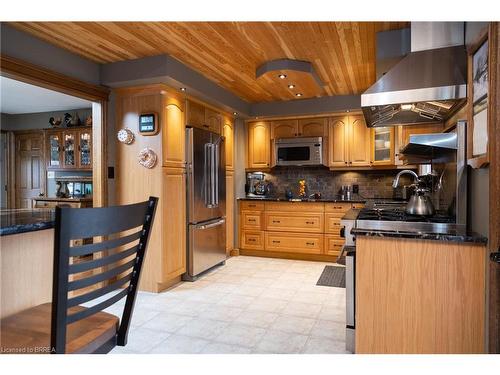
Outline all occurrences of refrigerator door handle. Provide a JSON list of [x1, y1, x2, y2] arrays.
[[204, 143, 211, 208], [214, 142, 219, 207], [195, 218, 225, 230]]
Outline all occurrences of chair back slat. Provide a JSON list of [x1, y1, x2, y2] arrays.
[[50, 197, 158, 353], [67, 273, 133, 308], [69, 230, 143, 257], [66, 289, 129, 325], [61, 201, 150, 239], [68, 258, 136, 292], [68, 244, 139, 274]]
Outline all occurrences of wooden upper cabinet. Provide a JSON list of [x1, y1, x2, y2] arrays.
[[298, 118, 327, 137], [223, 117, 234, 170], [348, 115, 371, 167], [163, 97, 185, 168], [247, 121, 271, 169], [205, 108, 222, 134], [185, 99, 205, 128], [271, 119, 298, 139], [328, 116, 348, 167]]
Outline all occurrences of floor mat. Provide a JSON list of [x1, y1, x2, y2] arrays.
[[316, 265, 345, 288]]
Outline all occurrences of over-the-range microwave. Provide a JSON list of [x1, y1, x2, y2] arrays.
[[274, 137, 323, 166]]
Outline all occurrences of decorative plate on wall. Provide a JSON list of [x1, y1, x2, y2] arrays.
[[138, 148, 157, 169]]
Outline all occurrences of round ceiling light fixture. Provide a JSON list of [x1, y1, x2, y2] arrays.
[[278, 74, 287, 79], [288, 84, 295, 89], [295, 93, 303, 97], [233, 112, 238, 116], [180, 87, 186, 92]]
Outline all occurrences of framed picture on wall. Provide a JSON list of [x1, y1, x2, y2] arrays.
[[467, 25, 493, 168]]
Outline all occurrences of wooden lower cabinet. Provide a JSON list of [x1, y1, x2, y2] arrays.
[[265, 232, 323, 254], [265, 212, 324, 233], [162, 167, 186, 281], [241, 230, 265, 250], [239, 200, 363, 260], [226, 172, 234, 254]]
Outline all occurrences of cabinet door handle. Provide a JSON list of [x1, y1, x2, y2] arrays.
[[248, 238, 256, 242], [272, 240, 281, 244], [333, 222, 340, 226], [248, 218, 256, 222], [305, 221, 314, 224], [306, 242, 315, 246], [272, 220, 281, 224], [248, 204, 256, 208]]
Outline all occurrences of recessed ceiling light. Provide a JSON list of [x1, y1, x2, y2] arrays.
[[400, 103, 413, 111], [346, 110, 350, 113], [278, 74, 287, 79], [233, 112, 238, 116], [295, 93, 303, 97], [288, 84, 295, 89], [180, 87, 186, 92]]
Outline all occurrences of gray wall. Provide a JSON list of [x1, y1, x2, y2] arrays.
[[0, 24, 100, 85], [1, 108, 92, 131]]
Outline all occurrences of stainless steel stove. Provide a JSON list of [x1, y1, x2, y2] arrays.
[[356, 208, 465, 235]]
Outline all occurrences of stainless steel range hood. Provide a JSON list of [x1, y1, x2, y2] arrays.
[[362, 22, 467, 127]]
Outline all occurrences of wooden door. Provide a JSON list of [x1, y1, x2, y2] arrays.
[[349, 115, 371, 167], [205, 108, 222, 134], [328, 116, 348, 167], [163, 98, 185, 168], [223, 117, 234, 170], [298, 117, 327, 137], [271, 119, 298, 139], [185, 99, 205, 129], [247, 121, 270, 169], [77, 128, 92, 169], [225, 171, 234, 254], [15, 132, 45, 208], [162, 167, 186, 280]]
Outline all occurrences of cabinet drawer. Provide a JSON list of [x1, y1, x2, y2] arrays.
[[241, 211, 263, 230], [265, 212, 324, 233], [265, 201, 324, 212], [324, 203, 352, 212], [241, 231, 264, 250], [265, 232, 323, 254], [325, 213, 342, 234], [324, 235, 345, 256], [240, 200, 265, 211]]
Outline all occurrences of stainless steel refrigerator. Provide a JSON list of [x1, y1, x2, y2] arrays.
[[184, 126, 226, 280]]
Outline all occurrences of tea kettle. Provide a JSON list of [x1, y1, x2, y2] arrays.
[[393, 170, 435, 216]]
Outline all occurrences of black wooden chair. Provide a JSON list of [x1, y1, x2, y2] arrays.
[[0, 197, 158, 354]]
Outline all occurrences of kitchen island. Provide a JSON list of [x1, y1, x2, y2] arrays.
[[352, 226, 487, 354], [0, 209, 55, 318]]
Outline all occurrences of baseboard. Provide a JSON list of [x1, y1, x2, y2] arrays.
[[239, 249, 337, 262]]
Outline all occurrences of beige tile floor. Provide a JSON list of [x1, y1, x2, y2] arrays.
[[107, 255, 348, 354]]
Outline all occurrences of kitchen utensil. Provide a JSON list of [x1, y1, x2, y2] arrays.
[[406, 187, 435, 216]]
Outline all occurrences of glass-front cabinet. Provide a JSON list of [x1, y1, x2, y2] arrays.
[[371, 126, 395, 166], [46, 127, 92, 169], [49, 133, 62, 167], [63, 132, 76, 167], [78, 131, 92, 169]]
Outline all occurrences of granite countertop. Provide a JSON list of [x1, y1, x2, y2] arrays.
[[351, 227, 487, 244], [238, 196, 367, 204], [33, 197, 93, 202], [0, 209, 55, 236]]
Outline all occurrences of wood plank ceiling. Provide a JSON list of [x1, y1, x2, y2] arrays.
[[9, 22, 409, 102]]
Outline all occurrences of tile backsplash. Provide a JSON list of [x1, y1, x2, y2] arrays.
[[261, 166, 412, 199]]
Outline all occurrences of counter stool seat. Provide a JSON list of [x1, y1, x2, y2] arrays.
[[1, 303, 118, 354]]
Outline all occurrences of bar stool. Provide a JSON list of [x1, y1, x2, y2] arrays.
[[0, 197, 158, 354]]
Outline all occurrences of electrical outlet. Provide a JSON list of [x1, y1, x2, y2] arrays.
[[352, 184, 359, 194]]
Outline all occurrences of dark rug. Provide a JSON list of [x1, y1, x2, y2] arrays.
[[316, 265, 345, 288]]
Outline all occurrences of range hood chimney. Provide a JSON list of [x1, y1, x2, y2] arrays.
[[362, 22, 467, 127]]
